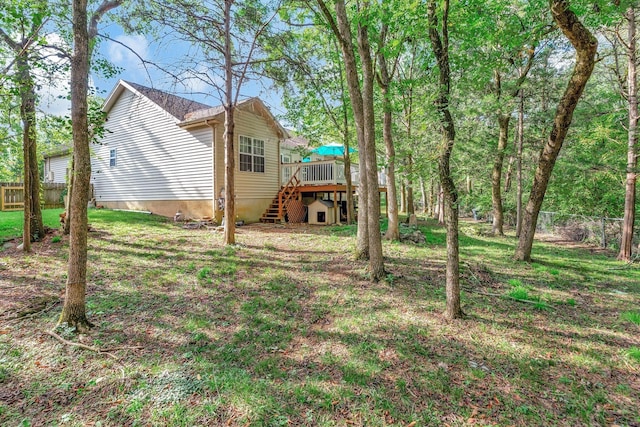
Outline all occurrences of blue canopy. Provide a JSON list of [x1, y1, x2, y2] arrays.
[[311, 143, 356, 156]]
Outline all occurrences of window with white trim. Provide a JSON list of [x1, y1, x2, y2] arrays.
[[109, 148, 117, 168], [239, 136, 265, 173]]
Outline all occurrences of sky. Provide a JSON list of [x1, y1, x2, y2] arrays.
[[38, 22, 287, 123], [95, 24, 287, 116]]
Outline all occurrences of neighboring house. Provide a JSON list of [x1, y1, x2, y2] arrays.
[[45, 80, 289, 222], [43, 146, 71, 184], [280, 135, 309, 163], [280, 135, 324, 163]]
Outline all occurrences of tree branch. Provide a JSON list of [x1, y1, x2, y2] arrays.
[[233, 0, 282, 105], [99, 33, 153, 82], [88, 0, 123, 40]]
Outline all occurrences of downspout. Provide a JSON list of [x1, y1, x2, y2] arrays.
[[277, 136, 281, 188], [207, 120, 218, 221]]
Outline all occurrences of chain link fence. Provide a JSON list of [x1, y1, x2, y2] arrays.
[[481, 209, 638, 251], [536, 211, 639, 251]]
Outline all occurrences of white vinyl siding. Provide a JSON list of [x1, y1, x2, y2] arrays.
[[214, 109, 280, 200], [45, 155, 71, 184], [92, 90, 213, 202]]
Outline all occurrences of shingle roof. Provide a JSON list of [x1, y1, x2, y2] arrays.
[[181, 97, 253, 122], [124, 81, 213, 121], [43, 144, 72, 158], [281, 135, 310, 149]]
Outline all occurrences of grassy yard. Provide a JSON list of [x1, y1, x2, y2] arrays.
[[0, 209, 65, 241], [1, 210, 639, 426]]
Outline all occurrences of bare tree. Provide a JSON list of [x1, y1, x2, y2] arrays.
[[131, 0, 279, 245]]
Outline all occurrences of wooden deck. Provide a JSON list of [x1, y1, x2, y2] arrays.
[[260, 160, 387, 223], [280, 160, 386, 187], [296, 184, 386, 193]]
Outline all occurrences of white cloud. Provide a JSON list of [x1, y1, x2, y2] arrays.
[[179, 64, 224, 94], [106, 34, 149, 69], [38, 80, 70, 116], [36, 33, 71, 116]]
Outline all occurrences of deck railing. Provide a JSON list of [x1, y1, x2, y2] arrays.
[[281, 160, 360, 186], [280, 160, 388, 187]]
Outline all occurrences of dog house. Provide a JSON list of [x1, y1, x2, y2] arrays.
[[308, 199, 336, 225]]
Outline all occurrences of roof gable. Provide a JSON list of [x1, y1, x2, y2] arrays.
[[282, 135, 310, 150], [181, 97, 289, 139], [102, 81, 288, 139], [103, 80, 213, 121]]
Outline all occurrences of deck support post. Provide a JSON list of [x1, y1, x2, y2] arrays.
[[333, 189, 339, 224]]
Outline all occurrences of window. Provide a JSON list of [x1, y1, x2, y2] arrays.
[[239, 136, 265, 173], [109, 148, 117, 168], [281, 154, 291, 164]]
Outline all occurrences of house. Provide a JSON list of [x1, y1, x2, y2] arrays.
[[280, 135, 326, 163], [43, 146, 71, 184], [43, 80, 388, 224], [44, 80, 289, 222], [280, 135, 309, 164]]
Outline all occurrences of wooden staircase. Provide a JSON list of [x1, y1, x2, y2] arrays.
[[260, 166, 301, 223]]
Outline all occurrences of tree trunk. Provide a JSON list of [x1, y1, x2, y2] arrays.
[[223, 0, 236, 246], [438, 185, 445, 224], [22, 99, 31, 253], [491, 114, 509, 236], [341, 111, 355, 225], [357, 15, 385, 280], [17, 56, 43, 247], [619, 6, 638, 262], [515, 89, 524, 237], [420, 178, 428, 214], [59, 0, 93, 331], [428, 0, 462, 319], [223, 106, 236, 245], [428, 178, 436, 218], [27, 116, 43, 241], [377, 41, 399, 241], [343, 142, 355, 225], [515, 0, 597, 261], [406, 155, 414, 215], [64, 156, 74, 235], [319, 0, 370, 260], [59, 0, 121, 331], [382, 107, 399, 241], [504, 150, 515, 193]]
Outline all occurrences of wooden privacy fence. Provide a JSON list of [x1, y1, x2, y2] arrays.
[[0, 182, 93, 211], [0, 185, 24, 211]]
